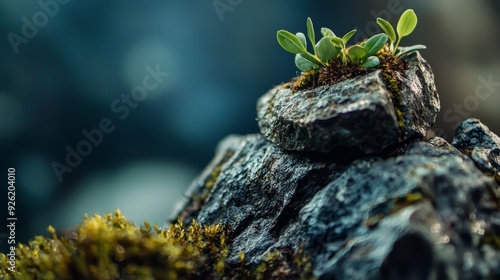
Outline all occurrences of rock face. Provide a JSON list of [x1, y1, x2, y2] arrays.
[[176, 54, 499, 279], [178, 130, 500, 279], [257, 52, 440, 154]]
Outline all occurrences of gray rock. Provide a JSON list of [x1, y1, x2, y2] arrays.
[[256, 52, 440, 154], [397, 52, 440, 141], [452, 118, 500, 179], [177, 134, 500, 279]]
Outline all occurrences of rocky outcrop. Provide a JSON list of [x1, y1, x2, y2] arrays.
[[178, 130, 500, 279], [257, 52, 440, 154], [176, 53, 499, 279]]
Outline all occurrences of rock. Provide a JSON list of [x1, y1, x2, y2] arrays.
[[397, 52, 440, 141], [177, 134, 500, 279], [452, 118, 500, 179], [174, 52, 498, 279], [257, 52, 440, 154]]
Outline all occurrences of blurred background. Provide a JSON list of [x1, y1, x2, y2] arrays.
[[0, 0, 499, 253]]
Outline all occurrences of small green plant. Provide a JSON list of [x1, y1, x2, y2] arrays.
[[277, 9, 426, 72], [376, 9, 426, 56]]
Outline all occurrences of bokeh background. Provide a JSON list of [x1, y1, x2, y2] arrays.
[[1, 0, 499, 253]]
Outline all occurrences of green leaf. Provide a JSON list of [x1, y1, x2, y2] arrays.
[[330, 36, 344, 48], [300, 52, 320, 65], [342, 29, 357, 45], [296, 32, 307, 48], [316, 36, 340, 63], [295, 53, 317, 71], [363, 33, 388, 57], [348, 45, 366, 64], [396, 44, 427, 56], [321, 27, 335, 37], [361, 56, 380, 68], [306, 17, 316, 47], [376, 18, 396, 43], [397, 9, 418, 38], [277, 30, 307, 54]]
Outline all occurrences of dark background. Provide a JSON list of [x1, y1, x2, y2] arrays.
[[1, 0, 499, 253]]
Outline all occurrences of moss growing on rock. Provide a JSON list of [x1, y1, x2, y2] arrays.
[[0, 210, 314, 280], [0, 210, 229, 280]]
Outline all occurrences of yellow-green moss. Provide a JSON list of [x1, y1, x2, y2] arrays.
[[382, 71, 405, 135], [0, 210, 229, 280], [292, 69, 319, 92], [0, 210, 315, 280], [234, 246, 315, 280]]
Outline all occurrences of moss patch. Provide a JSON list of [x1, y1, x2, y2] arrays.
[[234, 246, 315, 280], [0, 210, 230, 280], [0, 210, 315, 280]]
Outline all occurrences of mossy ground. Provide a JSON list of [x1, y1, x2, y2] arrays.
[[0, 210, 314, 280]]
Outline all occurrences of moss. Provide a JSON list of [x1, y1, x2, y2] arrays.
[[1, 210, 230, 280], [382, 71, 405, 135], [233, 246, 316, 280], [0, 210, 315, 280]]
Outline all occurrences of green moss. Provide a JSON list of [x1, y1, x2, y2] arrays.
[[382, 71, 405, 135], [292, 69, 320, 92], [234, 246, 316, 280], [1, 210, 230, 280], [0, 210, 315, 280]]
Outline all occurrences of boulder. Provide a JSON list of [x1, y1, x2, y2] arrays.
[[257, 52, 440, 154]]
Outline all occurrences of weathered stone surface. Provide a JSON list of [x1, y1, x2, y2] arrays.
[[177, 134, 500, 279], [452, 118, 500, 179], [256, 52, 440, 154], [397, 52, 440, 141]]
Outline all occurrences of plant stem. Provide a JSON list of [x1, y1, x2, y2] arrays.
[[393, 37, 402, 55]]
